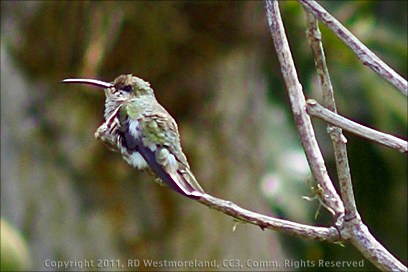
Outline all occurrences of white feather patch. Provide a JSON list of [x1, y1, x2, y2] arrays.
[[128, 119, 140, 139], [126, 152, 148, 169]]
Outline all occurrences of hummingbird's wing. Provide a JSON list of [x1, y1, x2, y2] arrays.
[[120, 105, 205, 198]]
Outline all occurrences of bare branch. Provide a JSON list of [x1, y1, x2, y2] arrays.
[[196, 193, 339, 241], [264, 0, 344, 220], [303, 11, 408, 271], [306, 100, 408, 153], [264, 2, 407, 271], [340, 219, 407, 272], [305, 12, 337, 112], [305, 12, 359, 222], [298, 0, 408, 96]]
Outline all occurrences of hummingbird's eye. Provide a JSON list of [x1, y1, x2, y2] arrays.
[[122, 85, 132, 92]]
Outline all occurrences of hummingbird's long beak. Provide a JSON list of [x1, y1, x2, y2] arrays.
[[61, 78, 113, 89]]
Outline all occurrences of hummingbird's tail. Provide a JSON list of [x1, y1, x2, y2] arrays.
[[137, 144, 205, 198], [178, 166, 205, 194]]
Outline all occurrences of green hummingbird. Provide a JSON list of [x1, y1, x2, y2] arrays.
[[62, 74, 205, 198]]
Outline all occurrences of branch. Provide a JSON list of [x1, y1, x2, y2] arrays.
[[297, 0, 408, 96], [196, 193, 405, 272], [304, 10, 407, 271], [306, 100, 408, 153], [264, 1, 407, 271], [264, 0, 344, 220], [340, 218, 407, 272], [305, 11, 359, 222], [196, 193, 339, 241]]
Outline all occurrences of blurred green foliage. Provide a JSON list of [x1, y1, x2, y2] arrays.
[[1, 219, 32, 271]]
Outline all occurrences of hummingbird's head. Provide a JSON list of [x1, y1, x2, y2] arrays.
[[62, 74, 156, 119], [62, 74, 155, 100], [112, 74, 155, 99]]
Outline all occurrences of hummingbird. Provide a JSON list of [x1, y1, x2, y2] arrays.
[[61, 74, 205, 198]]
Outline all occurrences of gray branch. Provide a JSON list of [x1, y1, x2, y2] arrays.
[[305, 11, 359, 223], [265, 0, 345, 220], [196, 193, 339, 241], [265, 1, 407, 271], [306, 100, 408, 154], [298, 0, 408, 96]]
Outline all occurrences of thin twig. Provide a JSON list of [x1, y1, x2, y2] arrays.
[[297, 0, 408, 96], [196, 193, 339, 241], [305, 11, 359, 223], [306, 100, 408, 153], [264, 0, 344, 221]]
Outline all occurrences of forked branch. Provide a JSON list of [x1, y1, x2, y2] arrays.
[[264, 0, 406, 271], [298, 0, 408, 96]]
